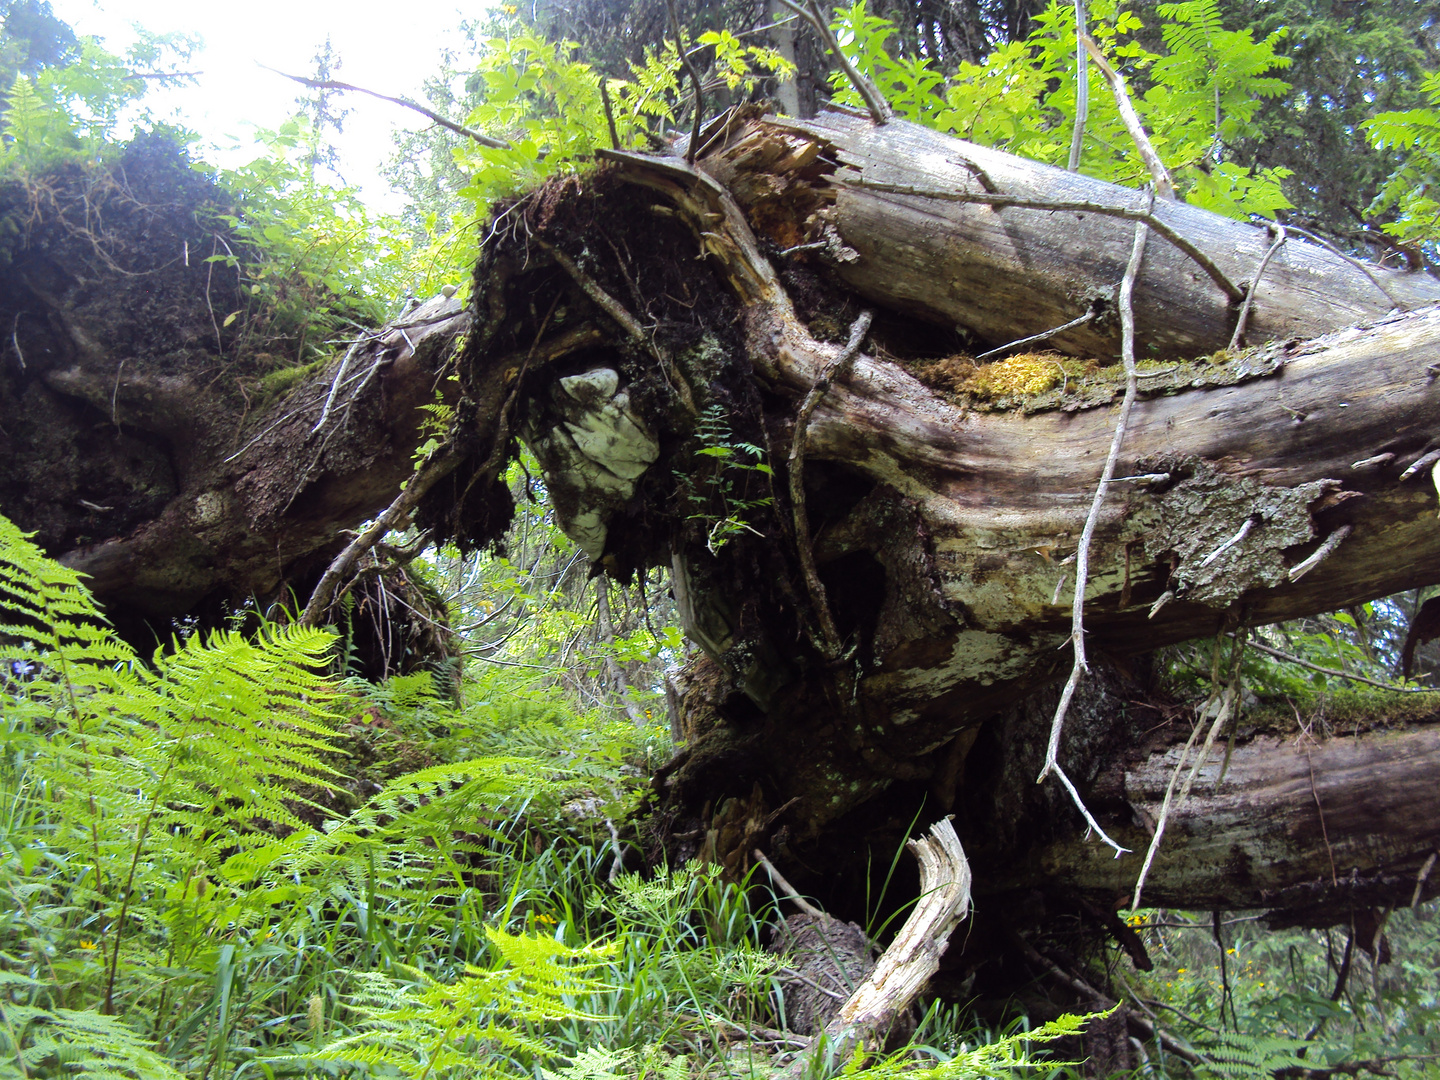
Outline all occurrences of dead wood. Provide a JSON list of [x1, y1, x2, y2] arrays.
[[781, 819, 971, 1075]]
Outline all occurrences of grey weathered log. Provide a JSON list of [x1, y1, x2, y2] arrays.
[[700, 110, 1440, 358], [54, 296, 472, 619], [1001, 714, 1440, 915], [592, 126, 1440, 896]]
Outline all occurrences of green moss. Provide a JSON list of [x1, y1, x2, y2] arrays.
[[1248, 686, 1440, 734], [256, 358, 325, 397]]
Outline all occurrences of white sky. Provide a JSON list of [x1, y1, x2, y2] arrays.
[[49, 0, 485, 209]]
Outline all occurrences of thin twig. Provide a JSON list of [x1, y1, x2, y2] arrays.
[[1287, 524, 1351, 583], [790, 311, 874, 658], [754, 848, 831, 921], [975, 309, 1095, 361], [1037, 199, 1150, 858], [848, 181, 1244, 302], [1067, 0, 1088, 172], [1282, 222, 1413, 311], [9, 311, 25, 372], [263, 67, 508, 148], [665, 0, 705, 163], [1080, 35, 1174, 199], [776, 0, 891, 124], [1198, 516, 1255, 569], [1133, 636, 1244, 911], [1228, 224, 1286, 349], [1246, 637, 1438, 693], [310, 334, 373, 436]]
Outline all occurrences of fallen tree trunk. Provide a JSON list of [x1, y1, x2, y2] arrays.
[[10, 108, 1440, 931]]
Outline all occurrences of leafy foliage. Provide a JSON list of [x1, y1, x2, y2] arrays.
[[1217, 0, 1440, 245], [829, 0, 1294, 218], [1365, 71, 1440, 250], [207, 117, 415, 364], [674, 404, 775, 555]]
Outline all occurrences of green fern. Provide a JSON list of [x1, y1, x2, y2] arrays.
[[297, 929, 616, 1079], [0, 972, 182, 1080], [1195, 1031, 1312, 1077]]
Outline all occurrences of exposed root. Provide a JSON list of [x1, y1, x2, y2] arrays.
[[1037, 199, 1151, 857], [789, 310, 874, 657]]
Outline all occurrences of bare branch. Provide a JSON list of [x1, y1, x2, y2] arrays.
[[1037, 197, 1151, 858], [1229, 224, 1287, 350], [1246, 637, 1437, 694], [1080, 34, 1174, 199], [300, 446, 462, 628], [975, 309, 1095, 361], [776, 0, 892, 125], [264, 67, 509, 149], [1067, 0, 1088, 172], [665, 0, 705, 162]]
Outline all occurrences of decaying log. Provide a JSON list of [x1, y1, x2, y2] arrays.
[[11, 107, 1440, 930], [1005, 713, 1440, 915], [701, 109, 1439, 357], [50, 296, 472, 626]]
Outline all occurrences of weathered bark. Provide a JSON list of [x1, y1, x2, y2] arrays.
[[1017, 718, 1440, 914], [10, 110, 1440, 930], [56, 296, 471, 625]]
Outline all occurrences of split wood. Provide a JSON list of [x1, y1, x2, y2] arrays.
[[778, 818, 971, 1079]]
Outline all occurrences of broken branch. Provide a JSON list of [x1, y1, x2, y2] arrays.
[[1080, 34, 1174, 199], [975, 308, 1096, 361], [783, 819, 970, 1079]]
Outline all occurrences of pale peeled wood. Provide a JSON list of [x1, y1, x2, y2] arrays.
[[786, 818, 971, 1074]]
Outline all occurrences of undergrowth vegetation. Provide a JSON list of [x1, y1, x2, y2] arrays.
[[0, 511, 1101, 1078]]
